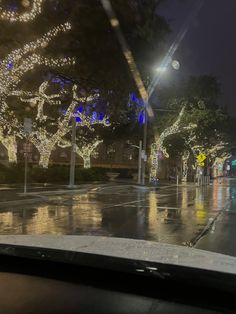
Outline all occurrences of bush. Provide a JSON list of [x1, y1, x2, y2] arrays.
[[0, 163, 137, 184]]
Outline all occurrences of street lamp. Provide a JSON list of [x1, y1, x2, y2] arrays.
[[140, 60, 180, 185], [127, 140, 142, 185]]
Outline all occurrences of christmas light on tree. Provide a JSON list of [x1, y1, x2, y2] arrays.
[[0, 22, 74, 100], [0, 102, 23, 163], [0, 132, 18, 163], [26, 85, 78, 168], [75, 138, 103, 168], [59, 137, 103, 169], [149, 106, 197, 182], [181, 150, 190, 182], [13, 81, 63, 122], [0, 0, 44, 22]]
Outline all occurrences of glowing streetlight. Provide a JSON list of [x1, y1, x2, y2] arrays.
[[172, 60, 180, 70], [156, 66, 168, 73]]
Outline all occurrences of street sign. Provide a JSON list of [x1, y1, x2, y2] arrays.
[[198, 162, 205, 167], [197, 153, 206, 163]]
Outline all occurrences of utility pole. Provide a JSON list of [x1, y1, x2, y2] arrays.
[[23, 118, 32, 194], [69, 118, 76, 187], [24, 150, 28, 194], [141, 108, 148, 185], [138, 140, 142, 184]]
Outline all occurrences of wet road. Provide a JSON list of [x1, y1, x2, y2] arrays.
[[0, 178, 235, 248]]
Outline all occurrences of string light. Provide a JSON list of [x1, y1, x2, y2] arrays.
[[213, 153, 231, 177], [150, 107, 186, 182], [149, 106, 197, 182], [0, 101, 23, 163], [0, 22, 75, 159], [13, 81, 63, 121], [75, 138, 103, 168], [182, 150, 190, 182], [74, 111, 111, 130], [0, 22, 74, 99], [25, 85, 78, 168], [0, 0, 44, 22], [72, 89, 110, 130], [0, 131, 18, 163]]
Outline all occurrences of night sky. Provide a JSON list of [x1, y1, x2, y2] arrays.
[[158, 0, 236, 117]]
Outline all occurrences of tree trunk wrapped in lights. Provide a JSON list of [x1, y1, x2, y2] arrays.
[[150, 106, 196, 182], [0, 102, 22, 163], [212, 153, 231, 178], [0, 133, 18, 163], [182, 150, 190, 182], [75, 139, 103, 169]]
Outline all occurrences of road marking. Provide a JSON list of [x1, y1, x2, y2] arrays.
[[113, 199, 145, 207], [156, 206, 181, 210]]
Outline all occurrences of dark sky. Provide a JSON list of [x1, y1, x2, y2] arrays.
[[158, 0, 236, 117]]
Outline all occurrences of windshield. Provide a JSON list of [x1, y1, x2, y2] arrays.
[[0, 0, 235, 263]]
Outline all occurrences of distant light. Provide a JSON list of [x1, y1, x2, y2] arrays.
[[110, 18, 119, 27], [172, 60, 180, 70], [21, 0, 30, 8]]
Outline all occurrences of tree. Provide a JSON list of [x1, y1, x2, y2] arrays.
[[25, 85, 78, 168], [149, 105, 196, 182], [0, 1, 76, 163], [151, 74, 231, 181]]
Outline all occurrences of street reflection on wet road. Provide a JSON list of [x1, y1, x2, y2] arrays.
[[0, 178, 235, 246]]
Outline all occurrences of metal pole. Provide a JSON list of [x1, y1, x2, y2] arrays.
[[69, 118, 76, 187], [24, 153, 28, 194], [138, 140, 142, 184], [141, 109, 147, 185]]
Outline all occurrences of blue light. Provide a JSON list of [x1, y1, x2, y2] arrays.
[[91, 111, 97, 124], [139, 111, 145, 125], [76, 116, 82, 123], [131, 93, 137, 102], [78, 106, 83, 113], [99, 113, 104, 121], [7, 62, 13, 70]]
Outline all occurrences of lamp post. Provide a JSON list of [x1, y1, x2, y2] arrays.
[[69, 117, 76, 188], [128, 141, 142, 185]]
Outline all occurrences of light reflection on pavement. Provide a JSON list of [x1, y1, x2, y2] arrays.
[[0, 178, 234, 247]]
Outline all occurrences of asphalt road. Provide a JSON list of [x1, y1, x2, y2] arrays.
[[196, 178, 236, 256], [0, 179, 234, 254]]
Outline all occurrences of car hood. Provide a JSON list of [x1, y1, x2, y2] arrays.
[[0, 235, 235, 275]]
